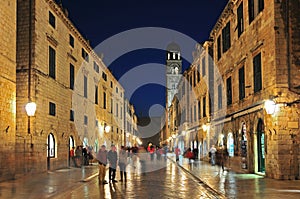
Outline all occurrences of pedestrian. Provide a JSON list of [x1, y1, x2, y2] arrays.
[[69, 147, 77, 167], [96, 145, 108, 184], [108, 144, 118, 183], [185, 148, 194, 163], [75, 145, 83, 167], [209, 145, 217, 166], [175, 147, 181, 162], [118, 146, 128, 182], [219, 146, 228, 171], [82, 146, 89, 165]]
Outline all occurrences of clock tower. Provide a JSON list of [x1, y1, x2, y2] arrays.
[[166, 42, 182, 108]]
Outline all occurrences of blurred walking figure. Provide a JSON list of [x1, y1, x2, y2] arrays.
[[108, 144, 118, 183], [119, 146, 128, 182], [175, 147, 181, 162], [75, 146, 83, 167], [70, 147, 77, 167], [97, 145, 108, 184], [209, 145, 217, 166]]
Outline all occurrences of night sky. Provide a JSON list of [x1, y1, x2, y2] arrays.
[[60, 0, 228, 117]]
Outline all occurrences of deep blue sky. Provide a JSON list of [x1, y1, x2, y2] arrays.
[[60, 0, 228, 117]]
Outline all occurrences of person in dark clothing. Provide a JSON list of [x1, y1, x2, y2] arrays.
[[107, 144, 118, 183]]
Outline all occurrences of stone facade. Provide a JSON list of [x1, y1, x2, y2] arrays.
[[0, 0, 17, 181], [168, 0, 300, 180], [0, 0, 128, 180]]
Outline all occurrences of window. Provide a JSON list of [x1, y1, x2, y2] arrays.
[[198, 101, 201, 119], [202, 57, 206, 77], [81, 48, 89, 62], [49, 102, 56, 116], [70, 64, 74, 90], [222, 22, 231, 53], [239, 66, 245, 100], [248, 0, 264, 23], [111, 98, 113, 113], [47, 133, 55, 158], [94, 62, 99, 73], [49, 46, 56, 79], [253, 53, 262, 93], [203, 97, 207, 117], [218, 84, 222, 109], [95, 85, 98, 104], [194, 105, 197, 122], [237, 3, 244, 37], [197, 64, 200, 82], [70, 110, 74, 121], [103, 92, 106, 109], [49, 11, 55, 28], [120, 107, 123, 119], [226, 77, 232, 105], [116, 87, 118, 93], [116, 103, 119, 117], [102, 72, 107, 81], [84, 115, 88, 125], [69, 34, 74, 47], [217, 36, 221, 60], [110, 81, 113, 88], [84, 75, 87, 98], [95, 119, 99, 127]]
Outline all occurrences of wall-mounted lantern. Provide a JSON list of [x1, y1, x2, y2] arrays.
[[264, 100, 276, 115]]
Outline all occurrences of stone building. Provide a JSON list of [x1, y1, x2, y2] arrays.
[[168, 0, 300, 180], [0, 0, 17, 181], [2, 0, 126, 180], [125, 99, 138, 147]]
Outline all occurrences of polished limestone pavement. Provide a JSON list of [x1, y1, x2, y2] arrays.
[[1, 154, 300, 198]]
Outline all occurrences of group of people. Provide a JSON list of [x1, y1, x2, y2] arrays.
[[70, 145, 94, 167], [97, 144, 129, 184]]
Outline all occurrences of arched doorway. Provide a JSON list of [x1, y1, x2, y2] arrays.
[[69, 136, 75, 167], [257, 119, 265, 172], [47, 133, 55, 170]]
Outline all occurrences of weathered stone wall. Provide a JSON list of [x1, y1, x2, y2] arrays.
[[0, 0, 17, 181], [208, 0, 300, 179]]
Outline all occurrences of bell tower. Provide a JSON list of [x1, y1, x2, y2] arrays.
[[166, 42, 182, 108]]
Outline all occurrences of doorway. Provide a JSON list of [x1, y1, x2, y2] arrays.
[[257, 119, 265, 172]]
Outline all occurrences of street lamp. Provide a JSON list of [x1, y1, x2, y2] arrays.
[[25, 102, 36, 117], [264, 100, 276, 115]]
